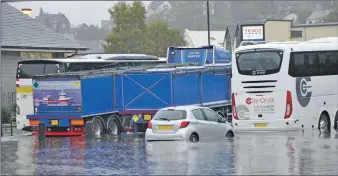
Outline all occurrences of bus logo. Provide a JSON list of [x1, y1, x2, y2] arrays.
[[252, 71, 256, 75], [246, 98, 252, 104], [296, 77, 312, 107]]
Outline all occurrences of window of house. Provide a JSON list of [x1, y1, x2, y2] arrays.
[[291, 30, 302, 38]]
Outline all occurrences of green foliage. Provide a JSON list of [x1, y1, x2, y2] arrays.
[[74, 24, 110, 41], [1, 107, 12, 124], [145, 20, 186, 57], [1, 103, 17, 124], [104, 1, 185, 57]]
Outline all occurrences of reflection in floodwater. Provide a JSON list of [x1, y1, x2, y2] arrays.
[[145, 139, 235, 175], [1, 130, 338, 175]]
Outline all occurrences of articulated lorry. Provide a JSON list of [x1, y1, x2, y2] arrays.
[[26, 46, 232, 136]]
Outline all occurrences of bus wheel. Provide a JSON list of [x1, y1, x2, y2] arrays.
[[107, 116, 122, 135], [334, 112, 338, 130], [92, 117, 104, 137], [318, 113, 330, 133]]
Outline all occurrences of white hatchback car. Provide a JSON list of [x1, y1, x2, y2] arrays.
[[145, 106, 234, 142]]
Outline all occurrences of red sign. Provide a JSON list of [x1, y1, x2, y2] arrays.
[[244, 28, 262, 34], [246, 97, 274, 105]]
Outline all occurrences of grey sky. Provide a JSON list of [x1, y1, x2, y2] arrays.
[[9, 1, 151, 27]]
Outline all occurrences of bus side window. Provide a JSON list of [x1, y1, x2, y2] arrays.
[[117, 62, 128, 68], [317, 52, 329, 75], [289, 52, 306, 77], [306, 52, 319, 76], [332, 51, 338, 75]]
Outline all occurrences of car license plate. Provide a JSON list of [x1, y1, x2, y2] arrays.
[[51, 120, 59, 126], [254, 123, 267, 128], [158, 125, 173, 130]]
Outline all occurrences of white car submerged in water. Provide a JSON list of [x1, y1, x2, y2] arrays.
[[145, 106, 234, 142]]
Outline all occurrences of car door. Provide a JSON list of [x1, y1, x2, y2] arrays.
[[201, 108, 225, 139], [191, 108, 213, 140]]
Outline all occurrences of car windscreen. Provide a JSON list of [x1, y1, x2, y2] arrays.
[[236, 50, 283, 76], [17, 62, 62, 78], [152, 110, 187, 121]]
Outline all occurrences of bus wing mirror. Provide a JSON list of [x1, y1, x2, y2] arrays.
[[225, 68, 232, 76]]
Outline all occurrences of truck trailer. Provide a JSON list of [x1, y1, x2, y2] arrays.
[[26, 46, 232, 136]]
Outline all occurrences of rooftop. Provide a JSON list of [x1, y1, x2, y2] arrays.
[[2, 3, 87, 51], [184, 29, 225, 47], [306, 9, 334, 20]]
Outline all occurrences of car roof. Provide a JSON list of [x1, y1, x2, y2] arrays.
[[160, 105, 207, 111]]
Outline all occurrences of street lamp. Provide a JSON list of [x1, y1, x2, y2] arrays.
[[21, 8, 32, 15], [206, 1, 210, 46]]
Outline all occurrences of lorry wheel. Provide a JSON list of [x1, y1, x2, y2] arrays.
[[92, 118, 104, 136], [334, 112, 338, 130], [107, 116, 122, 135]]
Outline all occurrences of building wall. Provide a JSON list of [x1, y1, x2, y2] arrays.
[[290, 25, 338, 41], [264, 21, 292, 41], [1, 51, 21, 93]]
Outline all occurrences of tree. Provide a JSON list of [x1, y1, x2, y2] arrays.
[[104, 1, 147, 53], [74, 24, 110, 41], [104, 1, 185, 57], [145, 20, 186, 57]]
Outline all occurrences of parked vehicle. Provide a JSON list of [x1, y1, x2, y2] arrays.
[[145, 106, 234, 142], [231, 39, 338, 132]]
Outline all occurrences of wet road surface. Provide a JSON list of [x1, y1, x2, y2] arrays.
[[2, 129, 338, 175]]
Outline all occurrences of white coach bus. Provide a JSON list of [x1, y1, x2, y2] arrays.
[[231, 39, 338, 132]]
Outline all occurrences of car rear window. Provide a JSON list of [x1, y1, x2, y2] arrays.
[[153, 110, 187, 121]]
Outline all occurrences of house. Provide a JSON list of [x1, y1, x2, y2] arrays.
[[35, 7, 71, 34], [224, 18, 338, 53], [1, 3, 88, 92], [101, 19, 115, 32], [306, 9, 334, 24], [223, 24, 237, 52], [283, 13, 298, 23], [146, 1, 172, 17], [290, 22, 338, 41], [184, 29, 225, 48], [78, 23, 89, 30]]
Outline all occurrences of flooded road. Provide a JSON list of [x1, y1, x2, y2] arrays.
[[2, 129, 338, 175]]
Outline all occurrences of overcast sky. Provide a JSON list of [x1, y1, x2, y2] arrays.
[[9, 1, 151, 27]]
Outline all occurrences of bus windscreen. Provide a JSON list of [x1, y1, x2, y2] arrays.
[[236, 51, 283, 76], [16, 62, 62, 78]]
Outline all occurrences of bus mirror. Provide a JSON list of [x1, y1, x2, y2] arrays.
[[225, 68, 232, 75]]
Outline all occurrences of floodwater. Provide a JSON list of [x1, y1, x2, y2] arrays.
[[1, 128, 338, 175]]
